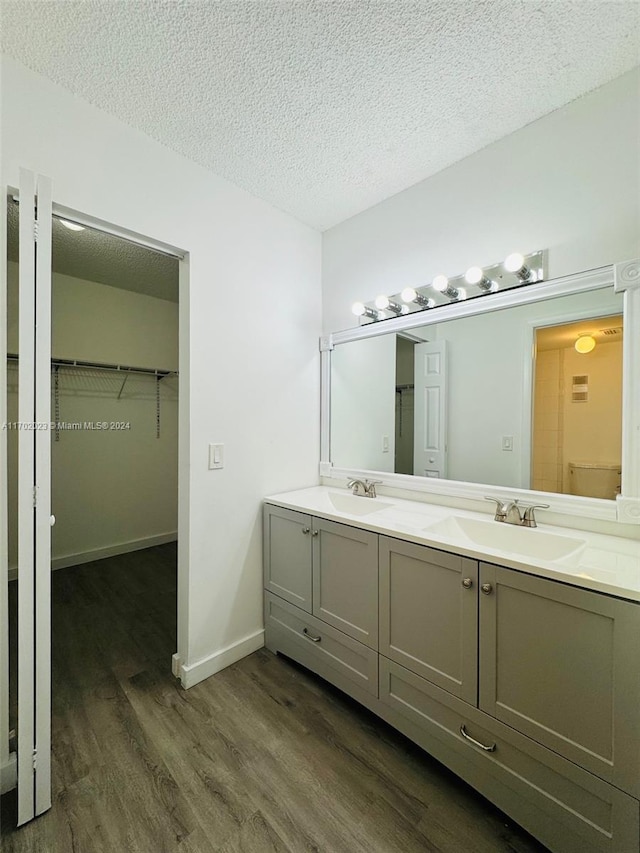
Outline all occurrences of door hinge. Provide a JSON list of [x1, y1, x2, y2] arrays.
[[33, 486, 38, 508], [33, 221, 39, 242], [32, 749, 37, 773]]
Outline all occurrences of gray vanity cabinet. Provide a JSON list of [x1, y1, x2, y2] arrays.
[[479, 562, 640, 798], [263, 503, 640, 853], [379, 537, 478, 705], [263, 505, 379, 646], [263, 505, 379, 702], [312, 517, 378, 648], [263, 505, 313, 612]]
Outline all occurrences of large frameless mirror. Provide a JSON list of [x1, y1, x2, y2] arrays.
[[322, 260, 640, 523]]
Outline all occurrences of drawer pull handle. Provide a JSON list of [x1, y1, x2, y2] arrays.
[[302, 527, 310, 534], [481, 583, 493, 595], [303, 628, 321, 643], [460, 724, 496, 753], [462, 577, 473, 589]]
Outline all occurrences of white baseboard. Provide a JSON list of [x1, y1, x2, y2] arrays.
[[1, 752, 17, 794], [177, 629, 265, 689], [7, 532, 178, 581]]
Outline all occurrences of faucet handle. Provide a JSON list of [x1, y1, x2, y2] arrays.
[[485, 496, 512, 521], [364, 479, 382, 498], [520, 503, 550, 528], [485, 495, 505, 510]]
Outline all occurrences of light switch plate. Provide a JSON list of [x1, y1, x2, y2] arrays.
[[501, 435, 513, 451], [209, 443, 224, 469]]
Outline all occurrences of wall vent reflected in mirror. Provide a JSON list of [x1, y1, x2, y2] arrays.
[[571, 375, 589, 403]]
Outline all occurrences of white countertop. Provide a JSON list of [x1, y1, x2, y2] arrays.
[[265, 486, 640, 602]]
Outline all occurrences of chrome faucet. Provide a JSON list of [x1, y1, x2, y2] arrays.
[[485, 497, 549, 528], [347, 478, 382, 498]]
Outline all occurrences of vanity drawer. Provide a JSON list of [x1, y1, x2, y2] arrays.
[[379, 656, 639, 853], [264, 592, 378, 700]]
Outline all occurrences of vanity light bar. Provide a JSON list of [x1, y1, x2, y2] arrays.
[[351, 249, 546, 324]]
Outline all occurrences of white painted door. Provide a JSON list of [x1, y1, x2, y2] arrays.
[[413, 341, 448, 478], [16, 168, 52, 824]]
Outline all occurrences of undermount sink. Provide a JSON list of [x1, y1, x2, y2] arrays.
[[327, 492, 393, 516], [425, 515, 586, 562]]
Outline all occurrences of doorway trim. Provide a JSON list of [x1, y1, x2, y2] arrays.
[[1, 190, 191, 801], [47, 201, 191, 687]]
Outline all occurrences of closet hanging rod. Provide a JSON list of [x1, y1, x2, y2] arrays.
[[6, 353, 177, 379]]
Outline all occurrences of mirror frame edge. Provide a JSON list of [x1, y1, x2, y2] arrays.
[[320, 259, 640, 525]]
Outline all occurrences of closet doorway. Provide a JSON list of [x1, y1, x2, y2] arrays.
[[3, 188, 188, 827]]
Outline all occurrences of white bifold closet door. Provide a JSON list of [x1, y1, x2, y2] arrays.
[[16, 168, 52, 824]]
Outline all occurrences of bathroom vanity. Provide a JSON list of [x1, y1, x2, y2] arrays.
[[263, 486, 640, 853]]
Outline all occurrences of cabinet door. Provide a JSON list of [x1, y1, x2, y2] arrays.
[[263, 505, 312, 612], [312, 517, 378, 648], [379, 537, 478, 705], [479, 563, 640, 797]]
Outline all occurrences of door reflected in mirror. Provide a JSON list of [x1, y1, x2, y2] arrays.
[[330, 287, 624, 499]]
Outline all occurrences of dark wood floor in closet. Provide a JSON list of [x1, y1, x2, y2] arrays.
[[2, 544, 548, 852]]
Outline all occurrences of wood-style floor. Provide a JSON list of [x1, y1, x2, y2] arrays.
[[2, 545, 548, 852]]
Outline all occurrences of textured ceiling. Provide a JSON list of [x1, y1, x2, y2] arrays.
[[7, 201, 179, 302], [1, 1, 639, 230]]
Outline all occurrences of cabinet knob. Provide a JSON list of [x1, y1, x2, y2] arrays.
[[311, 529, 319, 537], [481, 583, 493, 595], [302, 527, 310, 534], [462, 577, 473, 589]]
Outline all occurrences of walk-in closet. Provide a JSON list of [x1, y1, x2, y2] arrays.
[[5, 196, 180, 814]]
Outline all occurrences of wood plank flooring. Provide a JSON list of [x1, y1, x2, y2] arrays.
[[2, 545, 548, 852]]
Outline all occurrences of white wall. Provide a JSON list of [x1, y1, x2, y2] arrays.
[[6, 263, 179, 571], [0, 55, 321, 680], [322, 68, 640, 334], [331, 335, 396, 471]]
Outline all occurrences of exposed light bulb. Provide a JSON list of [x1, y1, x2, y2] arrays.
[[465, 266, 496, 292], [504, 252, 524, 272], [575, 334, 596, 354], [352, 301, 382, 321], [375, 294, 404, 314], [504, 252, 533, 282], [59, 219, 85, 232], [433, 274, 463, 301], [464, 266, 484, 285], [401, 287, 434, 309]]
